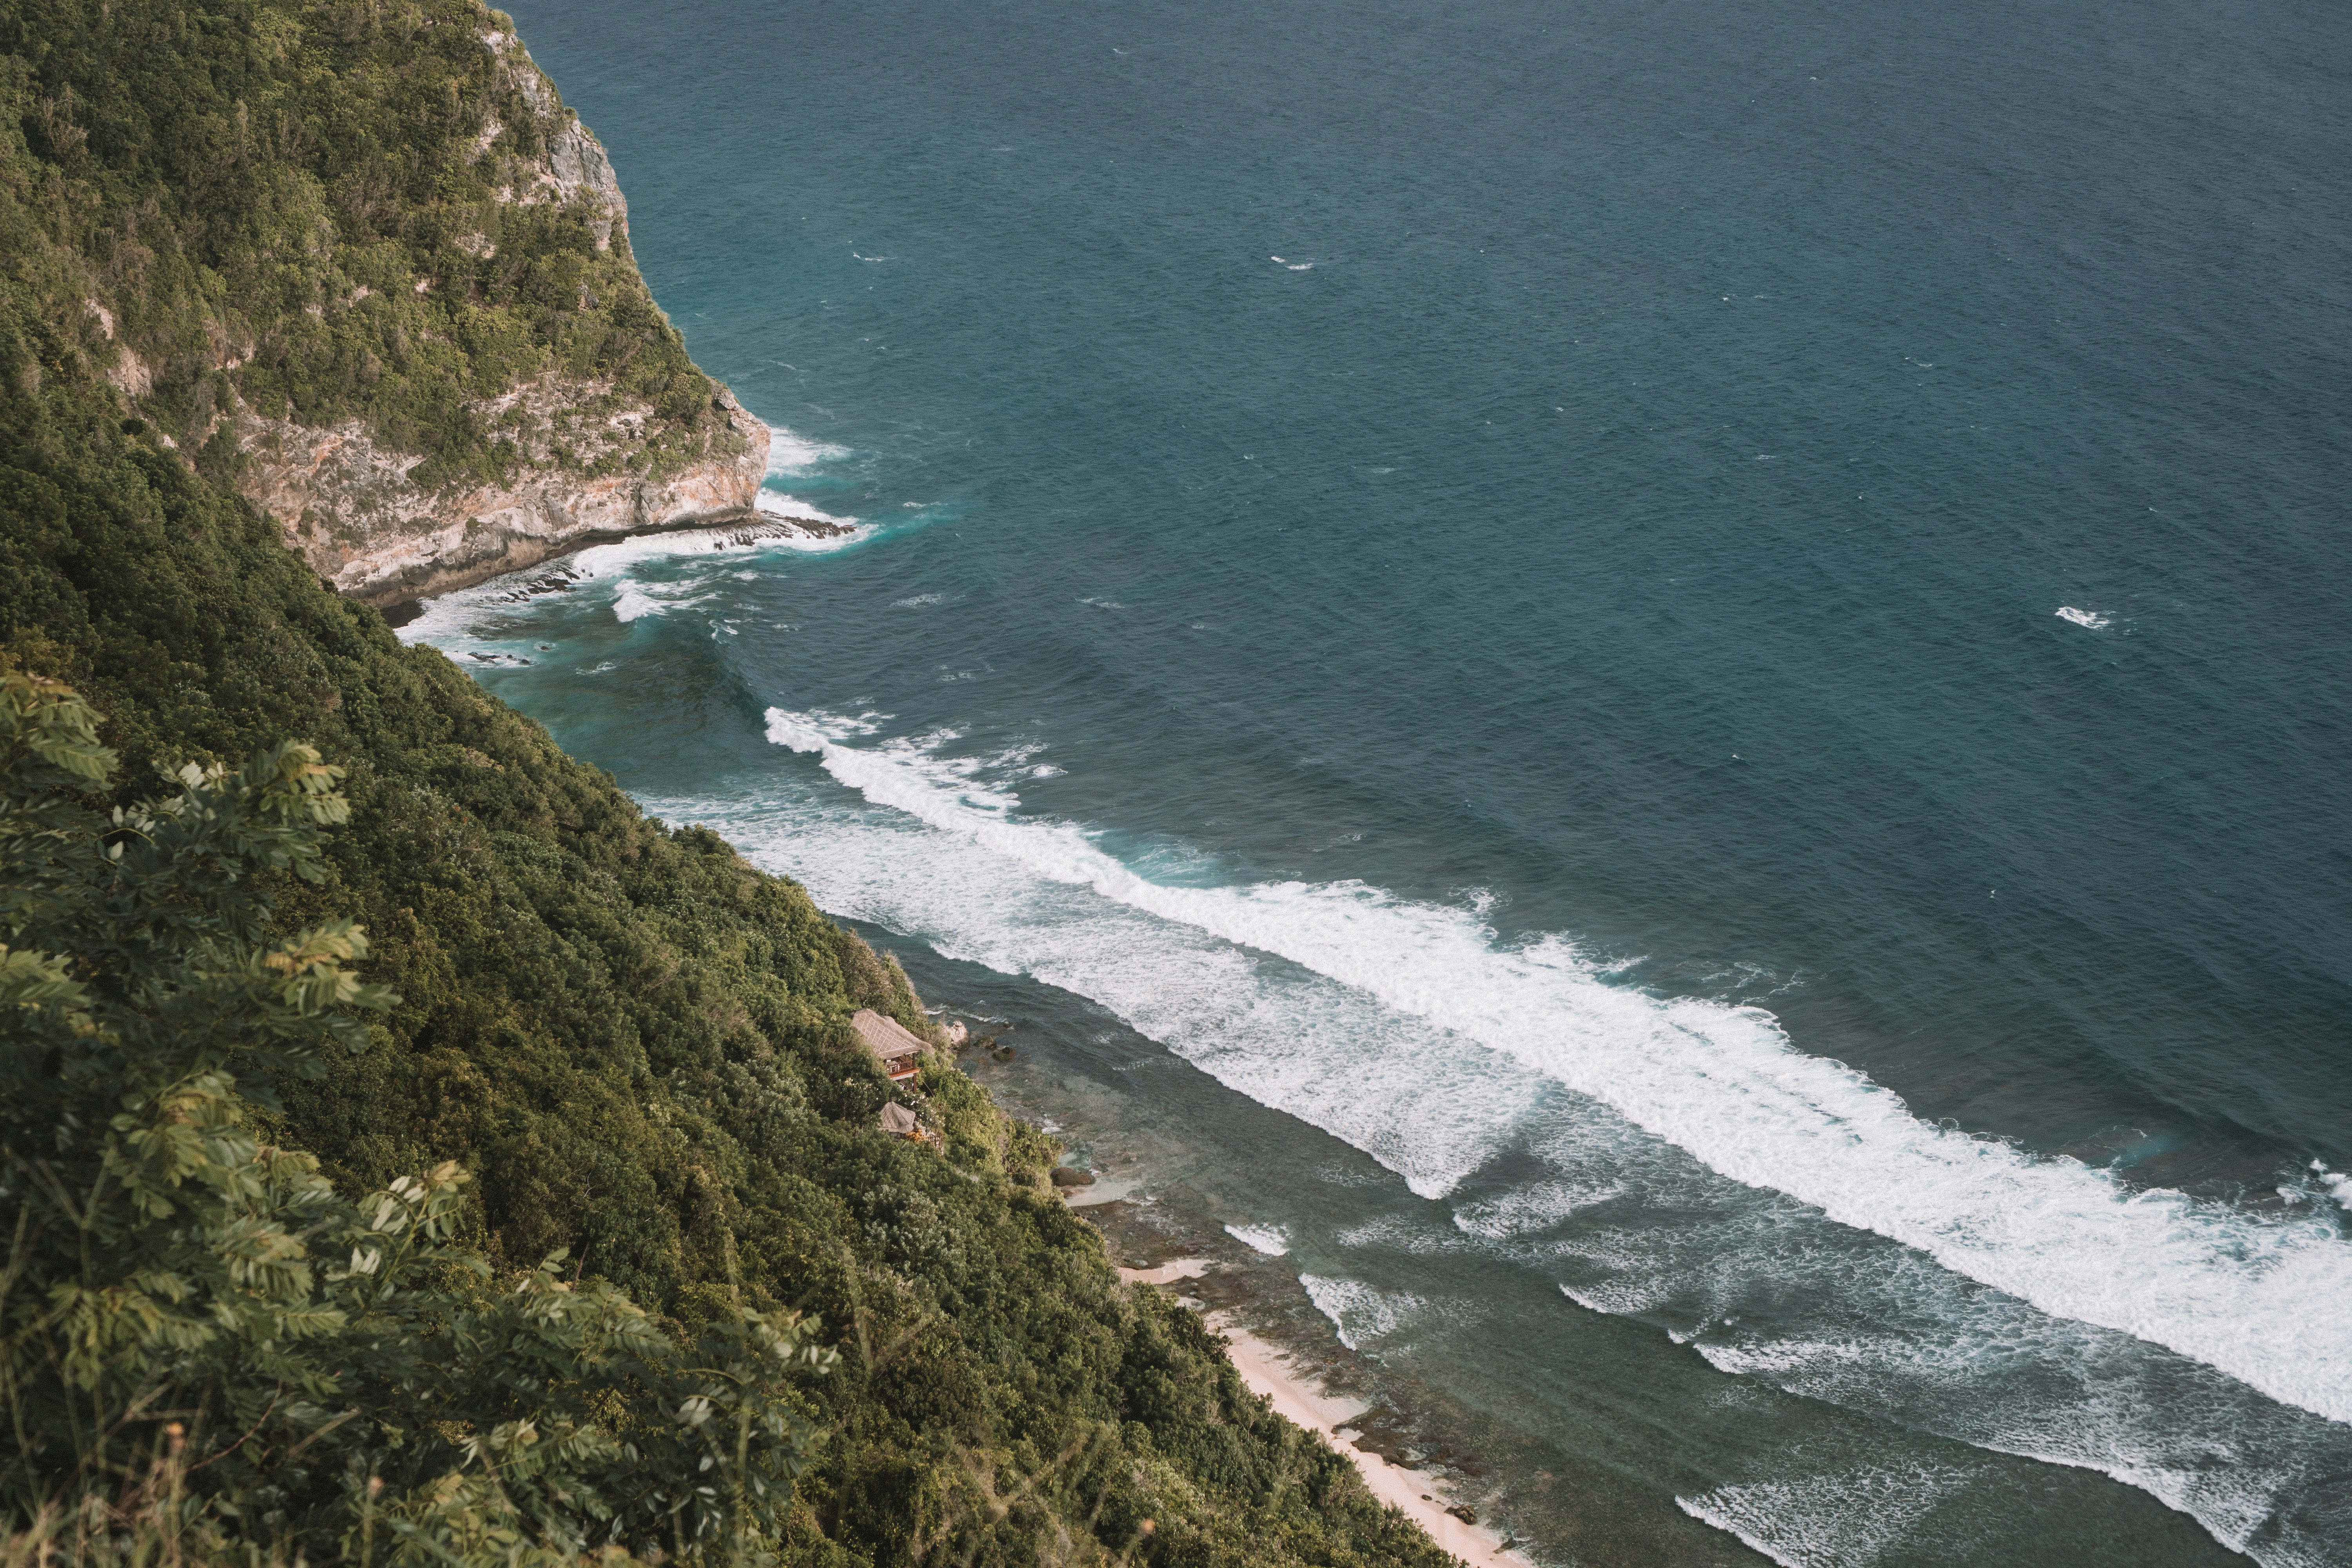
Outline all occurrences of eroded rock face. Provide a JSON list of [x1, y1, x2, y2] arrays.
[[236, 24, 763, 606], [247, 385, 770, 606], [489, 28, 631, 251]]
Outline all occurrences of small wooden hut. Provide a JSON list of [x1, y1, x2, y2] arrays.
[[877, 1100, 940, 1147], [852, 1008, 928, 1083]]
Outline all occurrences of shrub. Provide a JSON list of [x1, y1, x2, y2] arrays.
[[0, 675, 834, 1564]]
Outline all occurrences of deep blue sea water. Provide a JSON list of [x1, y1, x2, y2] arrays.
[[410, 0, 2352, 1561]]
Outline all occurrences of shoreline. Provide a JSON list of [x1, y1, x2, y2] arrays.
[[376, 505, 854, 627], [1117, 1260, 1528, 1566]]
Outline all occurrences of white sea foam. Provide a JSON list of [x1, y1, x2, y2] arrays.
[[713, 718, 1540, 1197], [1336, 1216, 1474, 1256], [1677, 1463, 1978, 1568], [1683, 1332, 2336, 1562], [610, 579, 718, 623], [1452, 1178, 1626, 1240], [1558, 1283, 1624, 1315], [765, 423, 850, 475], [1225, 1223, 1291, 1256], [2055, 606, 2111, 628], [393, 513, 866, 652], [753, 490, 859, 528], [751, 492, 870, 551], [745, 705, 2352, 1434], [1299, 1276, 1427, 1350]]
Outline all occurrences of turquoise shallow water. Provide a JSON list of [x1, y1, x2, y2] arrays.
[[410, 0, 2352, 1560]]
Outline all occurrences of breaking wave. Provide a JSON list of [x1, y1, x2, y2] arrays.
[[745, 706, 2352, 1430]]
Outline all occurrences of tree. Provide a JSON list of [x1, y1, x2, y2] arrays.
[[0, 674, 835, 1565]]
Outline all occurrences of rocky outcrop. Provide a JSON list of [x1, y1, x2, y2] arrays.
[[245, 384, 770, 606], [484, 28, 630, 251], [233, 23, 764, 606]]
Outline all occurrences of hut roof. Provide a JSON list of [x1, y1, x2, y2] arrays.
[[878, 1102, 920, 1136], [852, 1008, 929, 1065]]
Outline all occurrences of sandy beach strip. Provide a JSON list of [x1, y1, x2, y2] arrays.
[[1117, 1262, 1524, 1564]]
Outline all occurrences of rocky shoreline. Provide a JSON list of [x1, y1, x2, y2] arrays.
[[254, 387, 774, 608], [377, 506, 856, 628]]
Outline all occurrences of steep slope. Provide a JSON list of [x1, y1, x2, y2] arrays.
[[0, 4, 1457, 1564], [1, 0, 768, 605]]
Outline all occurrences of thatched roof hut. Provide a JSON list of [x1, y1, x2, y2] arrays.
[[878, 1102, 921, 1138], [852, 1008, 927, 1082]]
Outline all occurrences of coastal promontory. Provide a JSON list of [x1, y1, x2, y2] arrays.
[[15, 2, 767, 606]]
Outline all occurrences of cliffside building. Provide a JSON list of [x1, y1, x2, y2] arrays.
[[853, 1008, 928, 1083]]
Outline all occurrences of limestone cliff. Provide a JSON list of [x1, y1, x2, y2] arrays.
[[7, 2, 770, 608], [235, 26, 768, 605], [244, 377, 769, 606]]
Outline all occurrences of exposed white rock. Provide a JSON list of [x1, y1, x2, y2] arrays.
[[231, 22, 720, 604], [243, 384, 769, 606]]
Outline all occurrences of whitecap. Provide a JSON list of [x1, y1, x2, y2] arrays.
[[764, 423, 851, 475], [1299, 1275, 1427, 1349], [1677, 1462, 1979, 1568], [608, 577, 716, 624], [1225, 1222, 1290, 1256], [740, 705, 2352, 1432], [755, 489, 862, 526], [2055, 606, 2111, 628], [1453, 1178, 1627, 1239]]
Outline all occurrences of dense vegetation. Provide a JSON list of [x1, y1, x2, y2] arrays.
[[0, 4, 1456, 1565], [0, 0, 733, 494], [2, 678, 839, 1564]]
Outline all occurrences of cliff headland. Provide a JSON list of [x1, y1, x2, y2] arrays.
[[14, 1, 771, 606]]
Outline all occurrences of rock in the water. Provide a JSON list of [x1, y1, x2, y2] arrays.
[[1446, 1505, 1477, 1526], [1049, 1166, 1096, 1189]]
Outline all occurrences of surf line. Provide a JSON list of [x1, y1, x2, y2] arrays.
[[758, 706, 2352, 1428]]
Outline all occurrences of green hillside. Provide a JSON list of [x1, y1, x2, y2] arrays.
[[0, 3, 1454, 1564], [0, 0, 727, 492]]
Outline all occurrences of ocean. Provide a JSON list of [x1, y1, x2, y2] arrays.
[[404, 0, 2352, 1561]]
